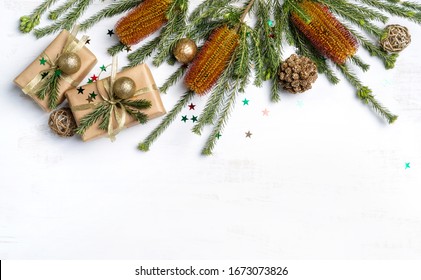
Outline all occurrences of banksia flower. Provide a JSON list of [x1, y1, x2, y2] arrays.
[[290, 0, 358, 64], [185, 25, 240, 95], [115, 0, 172, 46]]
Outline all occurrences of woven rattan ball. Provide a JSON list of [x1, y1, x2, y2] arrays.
[[380, 24, 411, 53], [48, 107, 77, 137], [278, 54, 318, 94]]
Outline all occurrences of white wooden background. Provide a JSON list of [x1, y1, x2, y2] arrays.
[[1, 0, 420, 259]]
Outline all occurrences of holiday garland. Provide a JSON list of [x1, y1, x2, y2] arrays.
[[19, 0, 421, 154]]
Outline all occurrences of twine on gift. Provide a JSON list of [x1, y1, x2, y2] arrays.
[[22, 25, 89, 107], [72, 56, 154, 141]]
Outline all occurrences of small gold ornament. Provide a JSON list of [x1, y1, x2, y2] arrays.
[[380, 24, 411, 53], [113, 77, 136, 99], [48, 107, 77, 137], [57, 52, 81, 75], [173, 38, 198, 64]]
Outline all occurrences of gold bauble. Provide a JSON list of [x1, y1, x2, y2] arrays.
[[173, 38, 198, 64], [57, 52, 81, 75], [113, 77, 136, 99]]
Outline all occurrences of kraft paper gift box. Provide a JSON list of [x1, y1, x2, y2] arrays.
[[65, 63, 166, 141], [14, 29, 97, 112]]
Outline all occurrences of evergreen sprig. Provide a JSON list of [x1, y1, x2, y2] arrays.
[[19, 0, 58, 33], [34, 0, 94, 38], [75, 98, 151, 135], [80, 0, 142, 31], [35, 70, 61, 110], [138, 90, 195, 152]]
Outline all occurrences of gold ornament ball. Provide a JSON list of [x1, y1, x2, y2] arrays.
[[57, 52, 81, 75], [173, 38, 198, 64], [113, 77, 136, 99]]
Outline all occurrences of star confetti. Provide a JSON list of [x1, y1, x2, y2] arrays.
[[405, 162, 411, 169], [216, 132, 222, 139], [89, 92, 97, 99], [54, 69, 62, 77], [77, 86, 85, 94], [86, 96, 94, 103], [191, 115, 198, 122], [91, 74, 98, 82], [181, 115, 188, 122], [125, 45, 132, 52], [245, 131, 252, 138], [100, 65, 107, 71], [39, 57, 47, 65], [107, 29, 114, 37], [262, 108, 269, 116], [242, 98, 249, 105], [188, 103, 196, 110], [41, 72, 48, 79], [87, 78, 93, 84], [85, 39, 91, 44]]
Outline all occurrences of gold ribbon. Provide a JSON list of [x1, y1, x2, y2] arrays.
[[72, 56, 158, 141], [22, 25, 89, 98]]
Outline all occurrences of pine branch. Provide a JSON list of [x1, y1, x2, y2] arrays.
[[124, 107, 149, 124], [126, 37, 161, 68], [120, 99, 152, 110], [47, 72, 61, 110], [350, 55, 370, 72], [34, 0, 94, 38], [201, 79, 240, 156], [108, 42, 126, 56], [359, 0, 421, 23], [19, 0, 58, 33], [80, 0, 143, 31], [138, 90, 195, 152], [159, 65, 188, 94], [48, 0, 78, 20], [98, 106, 112, 130], [234, 24, 251, 93], [337, 63, 397, 124], [75, 104, 110, 135]]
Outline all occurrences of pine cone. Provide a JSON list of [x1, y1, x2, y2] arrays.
[[278, 54, 318, 94]]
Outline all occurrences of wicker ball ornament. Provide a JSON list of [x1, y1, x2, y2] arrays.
[[57, 52, 81, 75], [173, 38, 198, 64], [48, 107, 77, 137], [380, 24, 411, 53], [278, 54, 318, 94]]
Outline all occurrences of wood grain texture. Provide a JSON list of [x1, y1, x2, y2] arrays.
[[0, 0, 420, 259]]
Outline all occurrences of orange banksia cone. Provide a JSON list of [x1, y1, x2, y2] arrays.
[[115, 0, 172, 46], [185, 25, 240, 95], [291, 0, 358, 64]]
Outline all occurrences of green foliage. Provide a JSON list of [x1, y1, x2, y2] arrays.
[[75, 98, 151, 136], [35, 70, 61, 110], [20, 0, 421, 153]]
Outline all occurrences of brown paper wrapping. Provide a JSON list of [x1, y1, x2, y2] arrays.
[[65, 63, 166, 141], [14, 30, 97, 112]]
